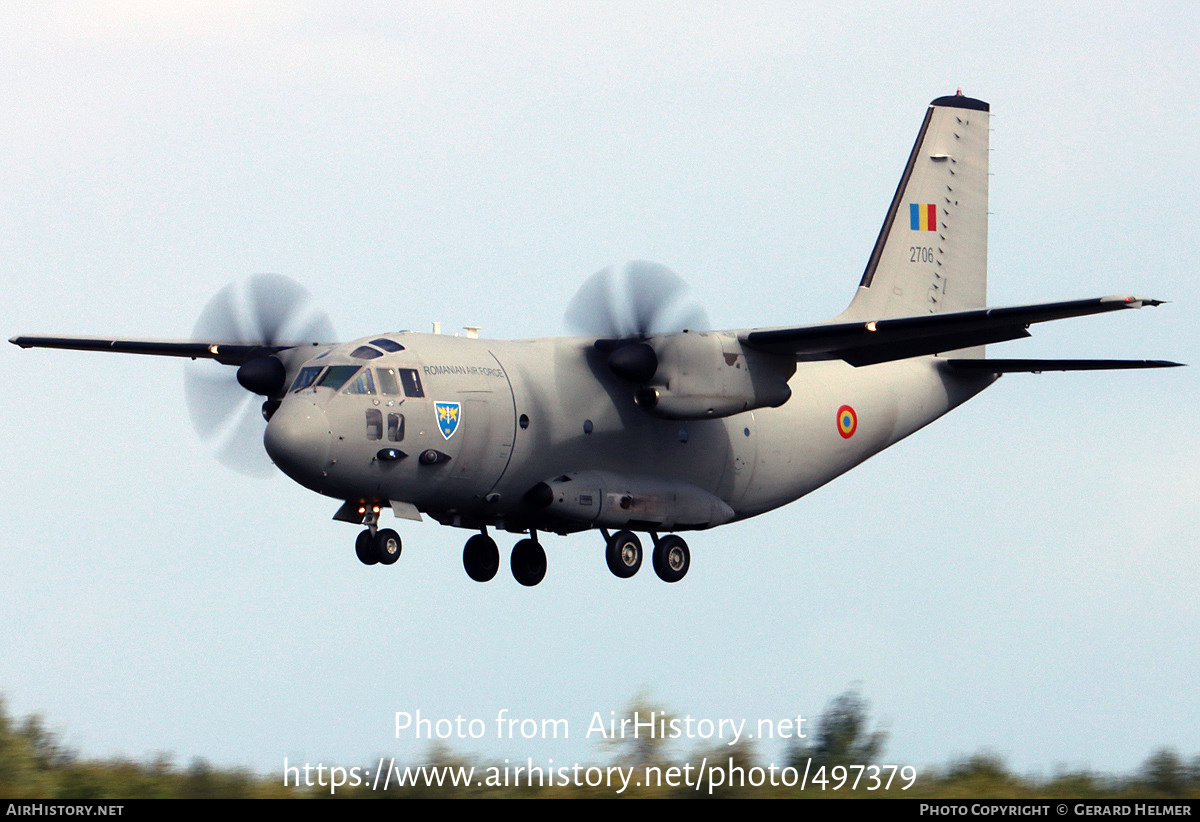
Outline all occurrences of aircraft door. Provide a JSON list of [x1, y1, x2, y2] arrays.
[[446, 395, 515, 493], [405, 348, 517, 505]]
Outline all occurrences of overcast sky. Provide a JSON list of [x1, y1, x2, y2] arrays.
[[2, 1, 1196, 784]]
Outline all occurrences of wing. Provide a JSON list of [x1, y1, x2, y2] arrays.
[[740, 295, 1182, 368], [9, 336, 313, 366]]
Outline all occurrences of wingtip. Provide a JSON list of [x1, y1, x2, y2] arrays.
[[1102, 295, 1169, 308]]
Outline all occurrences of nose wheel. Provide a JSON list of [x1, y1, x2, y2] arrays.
[[356, 527, 402, 565], [353, 508, 402, 566], [355, 530, 378, 565]]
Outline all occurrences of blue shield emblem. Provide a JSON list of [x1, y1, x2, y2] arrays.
[[434, 401, 462, 440]]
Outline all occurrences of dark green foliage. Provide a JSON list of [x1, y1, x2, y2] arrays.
[[1, 691, 1198, 798], [787, 688, 886, 771], [1136, 748, 1195, 797]]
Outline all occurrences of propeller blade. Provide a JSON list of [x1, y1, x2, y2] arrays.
[[185, 274, 334, 477], [565, 261, 708, 339], [245, 273, 335, 345], [565, 265, 629, 337], [214, 395, 278, 477], [184, 362, 245, 441], [625, 261, 694, 335]]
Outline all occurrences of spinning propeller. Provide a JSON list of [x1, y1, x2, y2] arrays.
[[565, 260, 708, 339], [185, 274, 334, 476], [564, 261, 708, 385]]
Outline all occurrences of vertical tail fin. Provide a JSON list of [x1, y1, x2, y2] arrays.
[[837, 94, 990, 327]]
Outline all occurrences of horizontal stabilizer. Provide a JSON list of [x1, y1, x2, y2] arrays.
[[946, 358, 1183, 373], [741, 295, 1165, 367]]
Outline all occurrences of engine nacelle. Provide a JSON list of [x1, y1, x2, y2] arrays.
[[635, 331, 794, 420]]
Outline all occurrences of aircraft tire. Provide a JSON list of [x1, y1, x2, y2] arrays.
[[355, 530, 378, 565], [605, 530, 642, 578], [374, 528, 402, 565], [463, 534, 500, 582], [510, 538, 546, 587], [652, 535, 689, 583]]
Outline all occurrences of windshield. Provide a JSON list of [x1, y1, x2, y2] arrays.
[[290, 366, 323, 392], [314, 365, 361, 392]]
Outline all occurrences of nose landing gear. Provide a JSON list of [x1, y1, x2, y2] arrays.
[[355, 526, 402, 565], [353, 509, 402, 566]]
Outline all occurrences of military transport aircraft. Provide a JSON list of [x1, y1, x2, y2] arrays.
[[11, 93, 1180, 586]]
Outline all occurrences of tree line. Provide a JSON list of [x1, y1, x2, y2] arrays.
[[2, 691, 1197, 798]]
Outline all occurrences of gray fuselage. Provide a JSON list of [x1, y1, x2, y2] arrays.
[[263, 331, 996, 536]]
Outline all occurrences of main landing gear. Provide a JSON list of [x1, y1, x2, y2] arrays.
[[464, 529, 545, 587], [604, 529, 690, 583], [463, 532, 500, 582], [509, 536, 547, 587]]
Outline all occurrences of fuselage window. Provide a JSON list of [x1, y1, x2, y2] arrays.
[[316, 365, 360, 392], [366, 409, 383, 440], [398, 368, 424, 398], [351, 345, 383, 360], [372, 338, 406, 352], [344, 367, 376, 395], [291, 366, 324, 392], [387, 413, 404, 441], [376, 368, 401, 395]]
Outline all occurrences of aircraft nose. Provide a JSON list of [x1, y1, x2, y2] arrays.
[[264, 400, 331, 483]]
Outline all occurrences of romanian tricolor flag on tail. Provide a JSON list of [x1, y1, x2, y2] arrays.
[[909, 203, 937, 231]]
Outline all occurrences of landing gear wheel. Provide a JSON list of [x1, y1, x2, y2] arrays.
[[463, 534, 500, 582], [605, 529, 642, 578], [510, 538, 546, 587], [374, 528, 402, 565], [355, 530, 378, 565], [652, 534, 690, 583]]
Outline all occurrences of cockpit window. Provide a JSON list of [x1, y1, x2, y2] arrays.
[[372, 338, 405, 352], [315, 365, 360, 391], [398, 368, 424, 398], [291, 366, 323, 392], [343, 367, 376, 395], [351, 346, 383, 360], [376, 368, 401, 395]]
